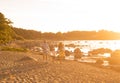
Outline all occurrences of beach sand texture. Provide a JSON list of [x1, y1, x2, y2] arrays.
[[0, 51, 120, 83]]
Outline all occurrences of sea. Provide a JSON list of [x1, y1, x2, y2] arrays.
[[61, 40, 120, 52]]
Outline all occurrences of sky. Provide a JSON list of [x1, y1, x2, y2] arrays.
[[0, 0, 120, 33]]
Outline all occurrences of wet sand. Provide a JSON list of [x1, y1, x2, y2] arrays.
[[0, 51, 120, 83]]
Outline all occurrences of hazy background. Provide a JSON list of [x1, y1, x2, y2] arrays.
[[0, 0, 120, 32]]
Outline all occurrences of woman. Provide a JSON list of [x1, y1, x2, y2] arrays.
[[57, 42, 65, 63]]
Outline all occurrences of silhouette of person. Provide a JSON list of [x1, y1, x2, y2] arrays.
[[57, 42, 65, 63], [41, 40, 50, 62]]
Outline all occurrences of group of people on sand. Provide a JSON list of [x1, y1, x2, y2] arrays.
[[41, 40, 65, 63], [41, 40, 83, 63]]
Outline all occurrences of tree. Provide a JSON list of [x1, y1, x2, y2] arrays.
[[0, 13, 12, 25], [0, 12, 17, 44], [55, 32, 64, 40]]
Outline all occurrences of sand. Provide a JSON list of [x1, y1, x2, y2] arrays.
[[0, 51, 120, 83]]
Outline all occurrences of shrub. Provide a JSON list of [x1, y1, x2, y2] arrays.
[[0, 46, 27, 52]]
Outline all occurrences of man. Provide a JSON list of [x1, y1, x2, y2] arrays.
[[41, 40, 50, 62]]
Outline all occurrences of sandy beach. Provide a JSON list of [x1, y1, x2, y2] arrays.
[[0, 51, 120, 83]]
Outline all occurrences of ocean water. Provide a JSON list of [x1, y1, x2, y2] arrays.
[[62, 40, 120, 52]]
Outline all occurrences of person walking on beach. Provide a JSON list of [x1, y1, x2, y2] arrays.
[[41, 40, 50, 62], [57, 42, 65, 63]]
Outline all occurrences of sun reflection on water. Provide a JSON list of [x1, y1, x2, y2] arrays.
[[63, 40, 120, 55]]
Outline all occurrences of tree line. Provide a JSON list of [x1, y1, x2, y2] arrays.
[[1, 12, 120, 45], [12, 28, 120, 40]]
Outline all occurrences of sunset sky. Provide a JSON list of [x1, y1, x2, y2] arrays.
[[0, 0, 120, 33]]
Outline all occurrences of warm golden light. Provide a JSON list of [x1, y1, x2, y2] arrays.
[[0, 0, 120, 33]]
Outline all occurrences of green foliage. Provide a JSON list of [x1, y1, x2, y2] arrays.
[[0, 12, 13, 44], [40, 30, 120, 40], [0, 12, 23, 44], [13, 29, 120, 40], [0, 13, 12, 25], [41, 32, 56, 40], [0, 46, 27, 52], [13, 28, 41, 40], [0, 25, 16, 41]]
